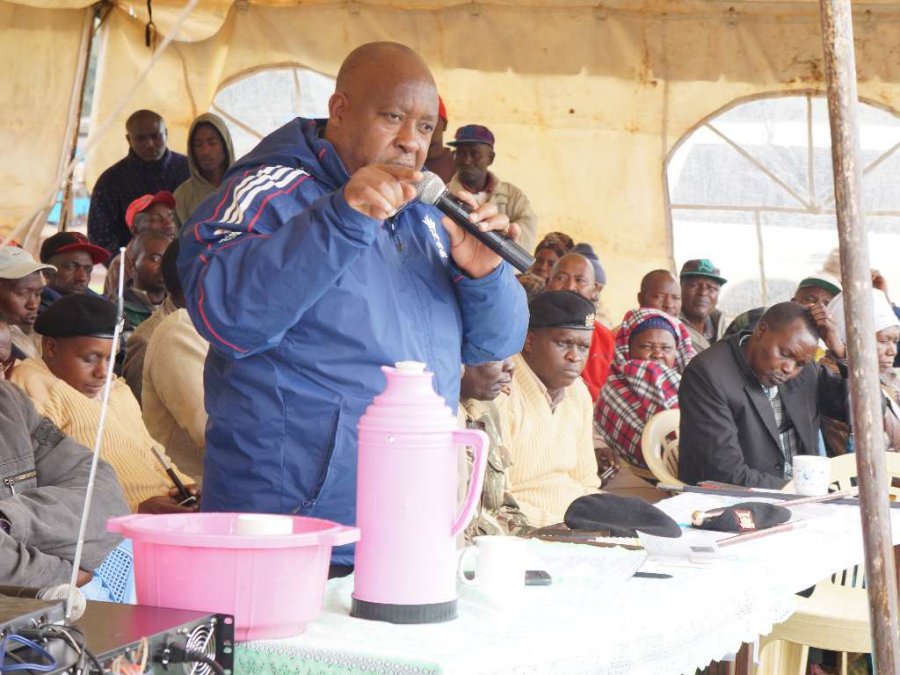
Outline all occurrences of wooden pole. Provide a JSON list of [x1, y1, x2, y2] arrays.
[[59, 6, 98, 232], [818, 1, 900, 670]]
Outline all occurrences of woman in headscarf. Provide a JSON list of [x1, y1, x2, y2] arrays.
[[527, 232, 573, 282], [823, 288, 900, 454], [595, 308, 695, 471]]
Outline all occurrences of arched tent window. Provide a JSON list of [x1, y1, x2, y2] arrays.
[[666, 93, 900, 321], [211, 66, 336, 159]]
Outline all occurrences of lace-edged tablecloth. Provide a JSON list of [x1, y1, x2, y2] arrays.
[[238, 533, 798, 675]]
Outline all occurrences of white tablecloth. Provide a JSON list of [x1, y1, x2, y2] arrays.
[[238, 493, 900, 675]]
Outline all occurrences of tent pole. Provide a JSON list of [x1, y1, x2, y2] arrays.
[[58, 4, 98, 233], [818, 0, 900, 671]]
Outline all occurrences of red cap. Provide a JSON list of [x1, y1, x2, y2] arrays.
[[125, 191, 176, 231], [40, 231, 109, 265], [438, 96, 448, 123]]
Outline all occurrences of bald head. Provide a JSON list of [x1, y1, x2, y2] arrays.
[[325, 42, 438, 175], [546, 253, 599, 302], [336, 42, 433, 90], [126, 109, 167, 163], [638, 269, 681, 318]]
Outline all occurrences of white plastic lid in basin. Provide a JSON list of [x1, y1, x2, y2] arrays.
[[394, 360, 426, 374], [234, 514, 294, 536]]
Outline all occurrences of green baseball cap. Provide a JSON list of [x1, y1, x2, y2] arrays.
[[679, 258, 727, 286]]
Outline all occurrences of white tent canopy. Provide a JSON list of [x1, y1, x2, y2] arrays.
[[5, 0, 900, 318]]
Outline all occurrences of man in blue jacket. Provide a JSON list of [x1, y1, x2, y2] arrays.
[[179, 42, 528, 567]]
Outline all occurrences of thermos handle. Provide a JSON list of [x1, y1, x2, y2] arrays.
[[449, 428, 489, 537]]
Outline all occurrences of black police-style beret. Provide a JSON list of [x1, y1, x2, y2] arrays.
[[529, 290, 596, 331], [34, 293, 117, 339], [564, 493, 682, 538], [693, 502, 791, 534]]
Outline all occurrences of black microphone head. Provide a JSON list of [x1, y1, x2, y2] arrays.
[[415, 171, 447, 206]]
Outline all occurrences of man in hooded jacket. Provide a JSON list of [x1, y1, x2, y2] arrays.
[[174, 113, 235, 227], [179, 42, 528, 567]]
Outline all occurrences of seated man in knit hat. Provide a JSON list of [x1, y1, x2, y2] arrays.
[[122, 230, 172, 328], [104, 191, 177, 300], [571, 242, 613, 328], [448, 124, 539, 253], [679, 301, 848, 488], [38, 231, 109, 314], [0, 247, 55, 360], [495, 290, 600, 526], [10, 293, 198, 514], [0, 376, 127, 590], [679, 258, 728, 353], [459, 357, 532, 542]]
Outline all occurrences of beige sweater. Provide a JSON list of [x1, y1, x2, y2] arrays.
[[495, 354, 599, 527], [122, 296, 179, 403], [142, 308, 209, 480], [10, 358, 191, 512]]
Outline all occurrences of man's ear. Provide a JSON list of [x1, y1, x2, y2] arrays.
[[488, 150, 495, 166], [522, 331, 534, 354], [328, 92, 349, 128], [42, 337, 56, 360]]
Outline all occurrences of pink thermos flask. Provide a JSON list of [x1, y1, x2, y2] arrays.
[[351, 361, 488, 623]]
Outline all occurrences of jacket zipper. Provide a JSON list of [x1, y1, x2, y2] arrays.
[[385, 215, 403, 253], [3, 469, 36, 496]]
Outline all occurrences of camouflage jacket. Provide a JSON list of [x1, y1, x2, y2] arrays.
[[461, 399, 533, 543]]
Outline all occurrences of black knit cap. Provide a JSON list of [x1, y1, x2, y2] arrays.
[[528, 290, 595, 331], [34, 293, 117, 339], [565, 494, 682, 538]]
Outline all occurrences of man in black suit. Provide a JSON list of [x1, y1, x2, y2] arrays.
[[678, 301, 847, 488]]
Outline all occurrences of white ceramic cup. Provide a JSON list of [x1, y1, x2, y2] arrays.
[[234, 514, 294, 536], [792, 455, 831, 497], [458, 536, 527, 598]]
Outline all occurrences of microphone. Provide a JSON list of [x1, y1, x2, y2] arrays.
[[415, 172, 536, 273]]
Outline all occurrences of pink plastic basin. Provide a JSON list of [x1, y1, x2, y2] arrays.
[[108, 513, 360, 641]]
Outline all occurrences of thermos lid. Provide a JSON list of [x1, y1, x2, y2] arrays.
[[358, 361, 456, 433], [394, 361, 426, 375]]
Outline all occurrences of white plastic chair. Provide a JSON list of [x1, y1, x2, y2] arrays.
[[639, 409, 682, 488], [757, 452, 900, 675]]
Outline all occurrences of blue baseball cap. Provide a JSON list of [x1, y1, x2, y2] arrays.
[[448, 124, 495, 148]]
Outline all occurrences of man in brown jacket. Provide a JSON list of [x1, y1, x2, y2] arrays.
[[447, 124, 539, 253]]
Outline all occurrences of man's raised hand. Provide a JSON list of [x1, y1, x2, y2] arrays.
[[441, 189, 520, 279], [344, 165, 423, 221]]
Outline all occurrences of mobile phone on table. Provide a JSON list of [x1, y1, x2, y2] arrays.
[[524, 569, 552, 586]]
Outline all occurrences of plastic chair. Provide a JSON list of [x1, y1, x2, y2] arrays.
[[757, 452, 900, 675], [639, 409, 682, 488]]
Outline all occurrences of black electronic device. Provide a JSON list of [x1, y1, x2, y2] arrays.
[[0, 595, 65, 635], [524, 569, 552, 586], [1, 601, 233, 674]]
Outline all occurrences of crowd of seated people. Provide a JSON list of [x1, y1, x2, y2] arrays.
[[2, 101, 898, 630]]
